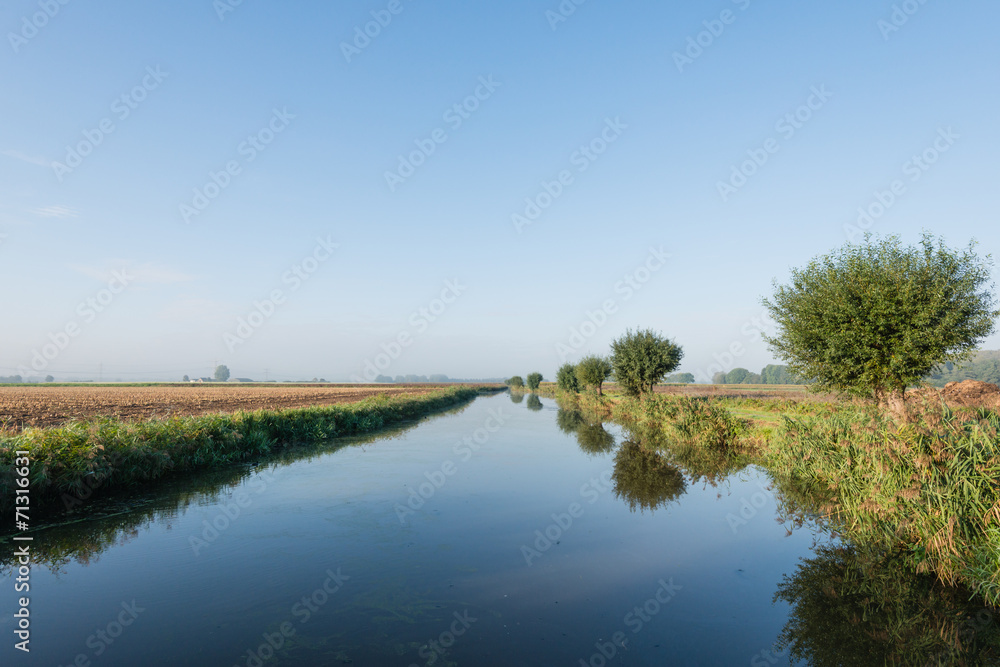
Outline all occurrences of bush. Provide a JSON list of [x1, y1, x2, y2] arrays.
[[506, 376, 524, 388]]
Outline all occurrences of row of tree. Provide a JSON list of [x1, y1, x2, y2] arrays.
[[925, 351, 1000, 387], [710, 364, 800, 385], [552, 329, 683, 397], [505, 373, 544, 391]]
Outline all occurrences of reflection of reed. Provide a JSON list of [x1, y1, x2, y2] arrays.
[[612, 442, 687, 514], [775, 544, 1000, 666], [0, 404, 471, 573]]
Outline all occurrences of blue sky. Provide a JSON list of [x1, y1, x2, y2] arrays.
[[1, 0, 998, 382]]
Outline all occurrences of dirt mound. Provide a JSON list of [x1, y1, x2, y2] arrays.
[[941, 380, 1000, 407]]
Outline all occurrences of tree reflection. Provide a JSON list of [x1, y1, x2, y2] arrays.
[[556, 409, 616, 456], [612, 441, 687, 514], [526, 394, 543, 411], [509, 391, 524, 404], [774, 544, 1000, 666]]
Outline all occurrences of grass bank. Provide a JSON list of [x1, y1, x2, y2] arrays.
[[0, 386, 497, 512], [559, 388, 1000, 607]]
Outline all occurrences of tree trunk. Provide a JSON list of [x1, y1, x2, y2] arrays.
[[887, 387, 909, 423]]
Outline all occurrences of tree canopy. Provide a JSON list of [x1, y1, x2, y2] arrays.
[[762, 233, 998, 414], [214, 365, 231, 382], [610, 329, 683, 397], [556, 363, 580, 393], [526, 372, 543, 391], [575, 355, 613, 396]]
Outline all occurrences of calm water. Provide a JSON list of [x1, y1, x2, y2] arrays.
[[0, 394, 992, 666]]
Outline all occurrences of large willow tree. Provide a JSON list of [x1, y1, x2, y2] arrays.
[[762, 233, 998, 418]]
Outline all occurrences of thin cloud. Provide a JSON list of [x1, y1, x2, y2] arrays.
[[2, 150, 51, 168], [70, 261, 197, 285], [33, 205, 79, 219]]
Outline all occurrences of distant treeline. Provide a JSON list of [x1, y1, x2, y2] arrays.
[[925, 350, 1000, 387], [711, 364, 801, 385]]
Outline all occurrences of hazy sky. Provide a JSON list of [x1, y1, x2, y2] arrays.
[[2, 0, 998, 382]]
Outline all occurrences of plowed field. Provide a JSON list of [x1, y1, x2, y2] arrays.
[[0, 384, 463, 431]]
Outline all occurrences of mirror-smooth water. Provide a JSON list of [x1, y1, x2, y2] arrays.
[[1, 394, 994, 666]]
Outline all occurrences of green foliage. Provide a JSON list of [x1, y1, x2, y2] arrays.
[[762, 233, 999, 407], [664, 372, 695, 384], [214, 365, 231, 382], [724, 368, 752, 384], [575, 355, 613, 396], [610, 328, 683, 397], [525, 394, 543, 411], [506, 376, 524, 388], [760, 364, 799, 385], [556, 364, 580, 393], [526, 372, 543, 391], [711, 371, 727, 385]]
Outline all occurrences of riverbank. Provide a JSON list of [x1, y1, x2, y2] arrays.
[[559, 388, 1000, 608], [0, 386, 501, 511]]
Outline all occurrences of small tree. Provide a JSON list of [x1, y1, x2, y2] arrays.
[[725, 368, 752, 384], [214, 365, 231, 382], [664, 372, 695, 384], [610, 329, 684, 397], [182, 375, 190, 382], [762, 233, 998, 419], [506, 376, 524, 389], [45, 375, 54, 383], [576, 355, 613, 396], [712, 371, 727, 385], [556, 363, 580, 393], [526, 372, 543, 392]]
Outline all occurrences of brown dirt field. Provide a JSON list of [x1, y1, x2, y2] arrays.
[[909, 380, 1000, 411], [0, 384, 472, 431]]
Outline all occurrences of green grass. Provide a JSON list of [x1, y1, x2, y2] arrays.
[[0, 386, 497, 511]]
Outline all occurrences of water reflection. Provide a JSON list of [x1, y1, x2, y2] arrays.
[[509, 391, 524, 404], [0, 405, 471, 573], [556, 409, 616, 455], [611, 441, 687, 514], [525, 394, 543, 411], [775, 544, 1000, 666]]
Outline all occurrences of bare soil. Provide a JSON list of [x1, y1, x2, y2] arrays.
[[0, 384, 471, 431]]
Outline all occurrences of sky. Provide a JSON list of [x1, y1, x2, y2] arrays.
[[1, 0, 998, 382]]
